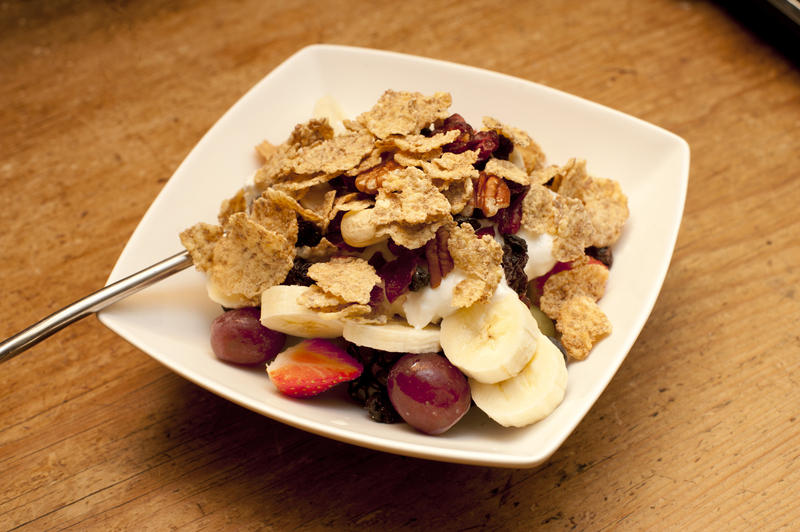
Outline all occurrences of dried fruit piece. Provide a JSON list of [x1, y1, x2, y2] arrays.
[[379, 251, 420, 303]]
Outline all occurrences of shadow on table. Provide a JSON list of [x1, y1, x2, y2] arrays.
[[136, 377, 577, 528], [715, 0, 800, 67]]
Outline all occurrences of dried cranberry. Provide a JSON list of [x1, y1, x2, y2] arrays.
[[379, 252, 419, 303], [438, 114, 475, 154], [494, 134, 514, 160], [439, 113, 474, 136], [493, 186, 528, 235], [368, 285, 384, 308], [475, 226, 496, 239], [387, 239, 416, 257], [466, 130, 500, 162], [326, 211, 364, 252], [368, 251, 387, 271]]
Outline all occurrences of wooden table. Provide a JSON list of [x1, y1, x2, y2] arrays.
[[2, 1, 798, 529]]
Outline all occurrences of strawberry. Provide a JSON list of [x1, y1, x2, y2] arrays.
[[267, 339, 363, 398]]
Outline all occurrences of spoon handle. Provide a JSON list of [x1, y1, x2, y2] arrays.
[[0, 251, 193, 363]]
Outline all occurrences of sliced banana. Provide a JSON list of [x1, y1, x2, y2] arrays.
[[342, 319, 441, 353], [469, 331, 568, 427], [439, 289, 539, 384], [260, 285, 344, 338], [207, 279, 254, 309]]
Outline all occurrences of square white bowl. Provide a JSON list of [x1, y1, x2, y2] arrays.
[[98, 44, 689, 468]]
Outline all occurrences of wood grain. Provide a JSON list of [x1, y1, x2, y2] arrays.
[[2, 0, 798, 529]]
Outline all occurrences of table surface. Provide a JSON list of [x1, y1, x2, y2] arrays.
[[2, 1, 799, 529]]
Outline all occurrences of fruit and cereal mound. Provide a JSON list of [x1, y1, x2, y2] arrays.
[[180, 90, 629, 434]]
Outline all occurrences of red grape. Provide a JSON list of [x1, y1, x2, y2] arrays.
[[387, 353, 471, 435], [210, 308, 286, 365]]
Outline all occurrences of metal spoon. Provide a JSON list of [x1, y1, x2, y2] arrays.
[[0, 251, 193, 363]]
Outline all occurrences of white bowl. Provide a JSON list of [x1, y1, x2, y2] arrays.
[[98, 44, 689, 468]]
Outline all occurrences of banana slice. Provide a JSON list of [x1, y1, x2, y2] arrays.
[[206, 279, 254, 309], [469, 331, 568, 427], [260, 285, 344, 338], [439, 289, 539, 384], [342, 319, 441, 353]]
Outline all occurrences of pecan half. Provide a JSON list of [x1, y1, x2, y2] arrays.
[[425, 226, 454, 288], [475, 172, 511, 217], [355, 157, 401, 194]]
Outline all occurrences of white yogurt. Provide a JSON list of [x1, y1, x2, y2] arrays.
[[402, 269, 468, 329], [516, 227, 557, 279]]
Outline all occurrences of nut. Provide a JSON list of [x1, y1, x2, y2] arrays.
[[475, 172, 511, 217], [355, 158, 401, 194], [424, 226, 454, 288]]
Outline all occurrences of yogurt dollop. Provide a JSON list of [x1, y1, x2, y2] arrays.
[[516, 227, 557, 279], [402, 269, 467, 329]]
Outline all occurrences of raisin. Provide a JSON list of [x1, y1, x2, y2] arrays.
[[502, 234, 529, 300], [453, 214, 482, 231], [493, 186, 529, 235], [408, 266, 430, 292], [296, 217, 322, 247], [346, 343, 402, 424], [328, 175, 359, 194], [586, 246, 613, 268], [282, 257, 314, 286], [365, 391, 402, 423]]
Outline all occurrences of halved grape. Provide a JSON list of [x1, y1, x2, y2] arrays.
[[387, 353, 471, 435], [210, 307, 286, 365]]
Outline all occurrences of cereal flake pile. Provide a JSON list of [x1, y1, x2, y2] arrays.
[[180, 90, 628, 360]]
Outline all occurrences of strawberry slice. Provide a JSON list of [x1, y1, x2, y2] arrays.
[[267, 339, 363, 398]]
